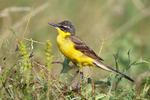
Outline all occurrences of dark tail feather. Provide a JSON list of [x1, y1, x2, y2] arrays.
[[93, 61, 134, 82], [108, 67, 134, 82]]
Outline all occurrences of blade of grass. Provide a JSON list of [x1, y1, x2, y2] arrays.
[[22, 8, 33, 39]]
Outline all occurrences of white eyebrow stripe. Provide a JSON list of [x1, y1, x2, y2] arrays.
[[63, 25, 69, 28]]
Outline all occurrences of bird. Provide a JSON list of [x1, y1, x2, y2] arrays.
[[48, 20, 134, 84]]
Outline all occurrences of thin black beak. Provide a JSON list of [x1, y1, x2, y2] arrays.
[[48, 22, 58, 27]]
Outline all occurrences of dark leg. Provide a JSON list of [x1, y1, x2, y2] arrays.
[[69, 70, 79, 87], [69, 66, 83, 90], [75, 72, 83, 89]]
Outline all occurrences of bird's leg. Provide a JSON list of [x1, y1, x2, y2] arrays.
[[76, 71, 83, 89], [69, 70, 79, 87], [73, 65, 83, 90], [69, 66, 84, 91]]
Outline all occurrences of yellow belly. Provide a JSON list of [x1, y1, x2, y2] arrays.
[[57, 35, 94, 66]]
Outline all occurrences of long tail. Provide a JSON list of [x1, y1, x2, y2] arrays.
[[93, 61, 134, 82]]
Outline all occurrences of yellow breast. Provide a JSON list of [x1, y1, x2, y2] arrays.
[[56, 29, 94, 66]]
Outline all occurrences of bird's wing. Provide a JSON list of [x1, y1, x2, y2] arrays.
[[69, 35, 104, 61]]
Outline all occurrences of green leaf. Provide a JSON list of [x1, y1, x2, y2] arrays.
[[61, 58, 72, 73]]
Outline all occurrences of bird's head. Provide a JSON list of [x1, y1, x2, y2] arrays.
[[48, 20, 75, 36]]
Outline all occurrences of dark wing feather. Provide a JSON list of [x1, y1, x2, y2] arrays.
[[69, 35, 104, 61]]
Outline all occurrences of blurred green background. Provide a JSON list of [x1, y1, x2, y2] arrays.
[[0, 0, 150, 85]]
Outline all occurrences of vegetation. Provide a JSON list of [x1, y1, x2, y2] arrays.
[[0, 0, 150, 99]]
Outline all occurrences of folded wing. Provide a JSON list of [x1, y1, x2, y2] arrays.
[[69, 35, 104, 62]]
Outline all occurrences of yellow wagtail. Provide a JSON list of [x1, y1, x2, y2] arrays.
[[48, 20, 134, 82]]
